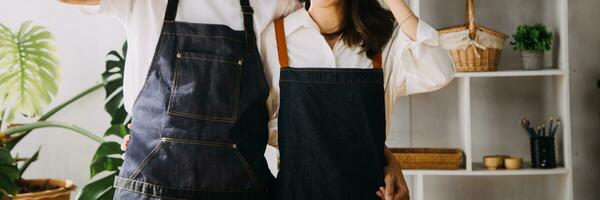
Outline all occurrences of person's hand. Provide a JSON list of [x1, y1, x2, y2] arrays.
[[377, 147, 410, 200], [376, 162, 409, 200], [120, 124, 132, 159]]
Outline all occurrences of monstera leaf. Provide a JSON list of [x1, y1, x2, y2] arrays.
[[0, 21, 59, 124], [78, 42, 129, 200]]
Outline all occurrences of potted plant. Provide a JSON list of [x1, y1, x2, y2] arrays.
[[510, 24, 553, 70], [0, 21, 108, 199], [0, 88, 105, 200]]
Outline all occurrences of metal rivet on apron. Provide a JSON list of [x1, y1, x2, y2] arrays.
[[176, 53, 182, 58], [237, 59, 244, 66], [232, 144, 238, 149]]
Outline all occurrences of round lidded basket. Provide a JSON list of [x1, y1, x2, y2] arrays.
[[438, 0, 508, 72]]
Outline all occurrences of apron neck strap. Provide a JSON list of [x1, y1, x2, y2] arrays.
[[240, 0, 256, 51], [164, 0, 180, 22], [274, 18, 289, 68], [372, 51, 383, 69], [274, 18, 384, 69], [163, 0, 257, 51]]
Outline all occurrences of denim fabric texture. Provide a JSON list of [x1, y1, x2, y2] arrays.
[[276, 68, 387, 200], [113, 0, 273, 199]]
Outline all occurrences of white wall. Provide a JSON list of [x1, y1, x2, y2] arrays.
[[0, 0, 125, 192], [569, 0, 600, 199]]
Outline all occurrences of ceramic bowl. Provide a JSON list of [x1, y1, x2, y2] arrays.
[[504, 157, 524, 170], [483, 156, 504, 170]]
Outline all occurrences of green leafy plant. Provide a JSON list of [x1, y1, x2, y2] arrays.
[[0, 21, 60, 126], [0, 21, 109, 197], [77, 42, 129, 200], [0, 82, 107, 197], [0, 147, 19, 195], [510, 24, 553, 51]]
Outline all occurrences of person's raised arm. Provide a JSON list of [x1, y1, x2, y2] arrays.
[[57, 0, 133, 25], [58, 0, 101, 6], [384, 0, 419, 41]]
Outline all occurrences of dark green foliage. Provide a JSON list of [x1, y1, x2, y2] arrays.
[[77, 42, 129, 200], [0, 147, 19, 195], [511, 24, 553, 51], [76, 172, 117, 200]]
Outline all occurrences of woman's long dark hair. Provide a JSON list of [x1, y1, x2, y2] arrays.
[[305, 0, 395, 59]]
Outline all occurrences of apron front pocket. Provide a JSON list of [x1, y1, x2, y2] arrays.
[[168, 51, 243, 122], [129, 137, 258, 192]]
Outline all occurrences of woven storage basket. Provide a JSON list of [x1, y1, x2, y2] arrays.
[[438, 0, 508, 72], [390, 148, 463, 170]]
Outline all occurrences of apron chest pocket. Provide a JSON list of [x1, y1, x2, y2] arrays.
[[168, 51, 243, 122]]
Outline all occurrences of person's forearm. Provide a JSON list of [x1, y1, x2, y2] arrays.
[[384, 0, 419, 41], [384, 145, 400, 166], [58, 0, 101, 6]]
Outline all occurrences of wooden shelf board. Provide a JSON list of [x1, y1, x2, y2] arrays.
[[403, 164, 568, 176], [455, 69, 567, 78]]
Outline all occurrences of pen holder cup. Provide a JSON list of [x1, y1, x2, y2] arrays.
[[529, 136, 557, 169]]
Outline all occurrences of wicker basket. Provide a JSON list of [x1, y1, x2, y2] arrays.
[[438, 0, 508, 72], [390, 148, 463, 170]]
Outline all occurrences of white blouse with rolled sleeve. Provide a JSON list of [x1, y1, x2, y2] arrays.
[[261, 9, 456, 147]]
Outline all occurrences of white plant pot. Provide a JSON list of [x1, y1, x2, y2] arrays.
[[521, 50, 544, 70]]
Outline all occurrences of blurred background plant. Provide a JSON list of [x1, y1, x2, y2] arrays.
[[0, 21, 106, 197], [0, 21, 60, 129]]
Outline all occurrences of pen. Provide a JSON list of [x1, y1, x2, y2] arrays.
[[541, 124, 546, 137], [549, 117, 554, 136], [551, 119, 561, 137]]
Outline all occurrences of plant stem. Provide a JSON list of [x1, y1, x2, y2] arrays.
[[4, 121, 104, 143], [2, 78, 118, 143], [39, 81, 106, 121]]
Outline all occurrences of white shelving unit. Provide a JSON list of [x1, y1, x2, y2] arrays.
[[397, 0, 573, 199]]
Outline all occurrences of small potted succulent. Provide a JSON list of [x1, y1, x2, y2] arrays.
[[511, 24, 553, 70]]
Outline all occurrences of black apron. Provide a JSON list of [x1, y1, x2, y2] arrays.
[[273, 18, 387, 200], [113, 0, 273, 199]]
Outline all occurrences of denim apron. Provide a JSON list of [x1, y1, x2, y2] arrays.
[[113, 0, 273, 199], [272, 19, 387, 200]]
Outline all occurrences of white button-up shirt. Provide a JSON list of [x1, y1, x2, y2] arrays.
[[261, 9, 456, 146], [91, 0, 301, 113]]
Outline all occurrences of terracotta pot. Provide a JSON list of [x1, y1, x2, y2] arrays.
[[3, 179, 76, 200]]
